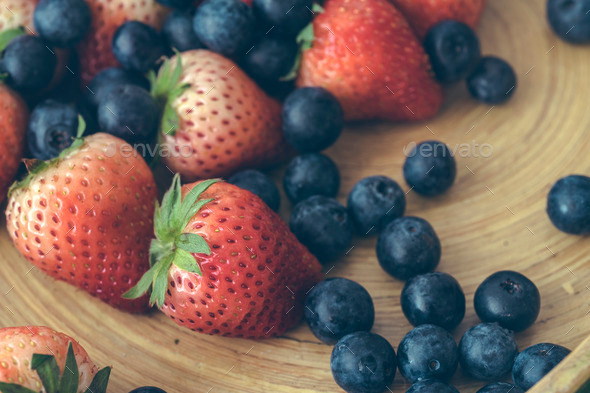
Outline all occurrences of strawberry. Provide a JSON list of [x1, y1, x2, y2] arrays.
[[125, 175, 322, 339], [0, 326, 110, 393], [0, 0, 38, 33], [390, 0, 487, 39], [0, 84, 27, 203], [151, 50, 290, 181], [296, 0, 443, 122], [5, 128, 156, 313], [76, 0, 169, 84]]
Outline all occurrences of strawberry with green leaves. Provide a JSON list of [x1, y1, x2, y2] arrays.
[[6, 123, 157, 313], [150, 50, 290, 181], [0, 326, 109, 393], [296, 0, 443, 122], [125, 175, 322, 339]]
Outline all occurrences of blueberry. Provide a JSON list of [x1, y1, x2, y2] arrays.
[[377, 217, 440, 280], [0, 35, 57, 93], [403, 141, 456, 197], [290, 196, 353, 263], [253, 0, 313, 37], [155, 0, 192, 9], [85, 68, 149, 109], [348, 176, 406, 236], [547, 175, 590, 234], [459, 323, 518, 381], [33, 0, 91, 47], [228, 169, 280, 212], [397, 325, 458, 383], [424, 20, 481, 83], [401, 272, 465, 331], [331, 332, 397, 393], [97, 85, 160, 143], [512, 343, 571, 390], [242, 36, 298, 83], [112, 21, 166, 73], [27, 100, 79, 160], [476, 382, 525, 393], [406, 380, 459, 393], [282, 87, 343, 153], [547, 0, 590, 43], [283, 153, 340, 204], [474, 270, 541, 332], [129, 388, 167, 393], [304, 278, 374, 344], [467, 56, 517, 104], [162, 9, 203, 52], [193, 0, 255, 58]]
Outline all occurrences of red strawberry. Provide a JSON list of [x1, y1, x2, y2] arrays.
[[77, 0, 169, 84], [151, 50, 290, 181], [6, 131, 156, 313], [0, 0, 38, 33], [390, 0, 487, 39], [0, 326, 110, 393], [296, 0, 443, 122], [0, 84, 27, 203], [125, 175, 322, 339]]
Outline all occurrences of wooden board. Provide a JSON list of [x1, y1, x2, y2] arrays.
[[0, 0, 589, 392]]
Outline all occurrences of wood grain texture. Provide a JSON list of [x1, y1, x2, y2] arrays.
[[0, 0, 588, 392]]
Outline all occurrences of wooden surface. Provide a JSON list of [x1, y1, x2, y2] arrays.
[[0, 0, 589, 392]]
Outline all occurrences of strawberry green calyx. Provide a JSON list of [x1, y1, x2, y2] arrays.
[[0, 343, 111, 393], [149, 54, 190, 137], [0, 27, 25, 55], [124, 174, 220, 307]]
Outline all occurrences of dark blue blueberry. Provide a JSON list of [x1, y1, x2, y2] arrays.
[[547, 175, 590, 234], [0, 35, 57, 93], [331, 332, 396, 393], [27, 100, 78, 160], [547, 0, 590, 43], [129, 388, 167, 393], [85, 68, 149, 109], [424, 20, 481, 83], [466, 56, 517, 104], [459, 323, 518, 381], [403, 141, 456, 197], [377, 217, 440, 280], [282, 87, 343, 153], [243, 36, 298, 83], [193, 0, 255, 58], [401, 272, 465, 331], [476, 382, 525, 393], [474, 270, 541, 332], [290, 196, 353, 263], [228, 169, 280, 212], [397, 325, 458, 383], [33, 0, 91, 47], [97, 85, 160, 143], [406, 380, 459, 393], [283, 153, 340, 204], [304, 278, 374, 344], [162, 9, 203, 52], [253, 0, 314, 37], [348, 176, 406, 236], [112, 21, 166, 73], [155, 0, 192, 9], [512, 343, 571, 390]]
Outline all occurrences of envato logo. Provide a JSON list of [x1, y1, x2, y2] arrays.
[[103, 142, 195, 158], [403, 140, 494, 158]]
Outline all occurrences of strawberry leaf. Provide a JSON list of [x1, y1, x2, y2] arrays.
[[123, 260, 162, 299], [151, 55, 190, 137], [31, 354, 59, 393], [281, 21, 316, 81], [59, 343, 79, 393], [173, 248, 202, 275], [176, 233, 210, 255], [0, 382, 37, 393], [312, 3, 324, 12], [159, 174, 182, 241], [0, 27, 25, 52], [150, 253, 174, 307], [84, 367, 111, 393], [179, 178, 220, 223]]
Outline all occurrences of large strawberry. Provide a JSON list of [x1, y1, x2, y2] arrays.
[[391, 0, 487, 39], [0, 326, 110, 393], [0, 0, 38, 33], [296, 0, 443, 122], [77, 0, 168, 84], [125, 175, 322, 339], [150, 50, 290, 181], [6, 128, 156, 313], [0, 84, 27, 203]]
